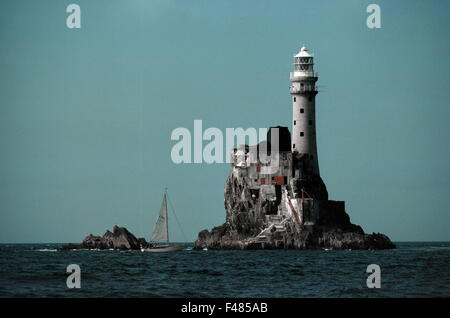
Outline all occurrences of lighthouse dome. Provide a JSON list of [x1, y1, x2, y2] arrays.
[[294, 46, 312, 58]]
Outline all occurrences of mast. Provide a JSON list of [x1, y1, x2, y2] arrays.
[[164, 188, 169, 243]]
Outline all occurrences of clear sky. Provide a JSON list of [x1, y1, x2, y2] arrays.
[[0, 0, 449, 243]]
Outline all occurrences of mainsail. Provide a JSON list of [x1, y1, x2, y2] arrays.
[[150, 191, 169, 242]]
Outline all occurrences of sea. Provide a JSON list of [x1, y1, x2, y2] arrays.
[[0, 242, 449, 298]]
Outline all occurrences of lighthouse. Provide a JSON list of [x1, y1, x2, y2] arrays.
[[290, 46, 319, 175]]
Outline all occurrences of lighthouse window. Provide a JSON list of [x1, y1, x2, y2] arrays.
[[294, 120, 296, 125], [300, 108, 304, 113], [309, 120, 313, 125], [300, 132, 304, 137], [293, 97, 296, 102], [293, 144, 295, 149]]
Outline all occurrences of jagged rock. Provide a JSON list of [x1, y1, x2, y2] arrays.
[[194, 164, 395, 250], [61, 225, 150, 250]]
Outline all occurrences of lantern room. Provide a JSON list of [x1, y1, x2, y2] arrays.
[[293, 46, 315, 75]]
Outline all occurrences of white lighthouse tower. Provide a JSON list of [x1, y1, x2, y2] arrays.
[[290, 46, 319, 175]]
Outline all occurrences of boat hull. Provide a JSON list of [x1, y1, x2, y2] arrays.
[[141, 245, 184, 253]]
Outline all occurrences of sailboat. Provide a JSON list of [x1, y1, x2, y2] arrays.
[[141, 188, 184, 252]]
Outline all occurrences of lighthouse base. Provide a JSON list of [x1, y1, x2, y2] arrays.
[[194, 170, 395, 250]]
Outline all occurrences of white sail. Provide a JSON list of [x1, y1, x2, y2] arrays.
[[150, 191, 169, 242]]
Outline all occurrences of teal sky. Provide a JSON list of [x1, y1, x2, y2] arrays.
[[0, 0, 449, 243]]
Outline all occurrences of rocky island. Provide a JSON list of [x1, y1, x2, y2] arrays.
[[194, 162, 395, 250], [194, 46, 395, 250], [61, 225, 151, 250]]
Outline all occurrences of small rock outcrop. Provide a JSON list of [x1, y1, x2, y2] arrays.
[[61, 225, 150, 250]]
